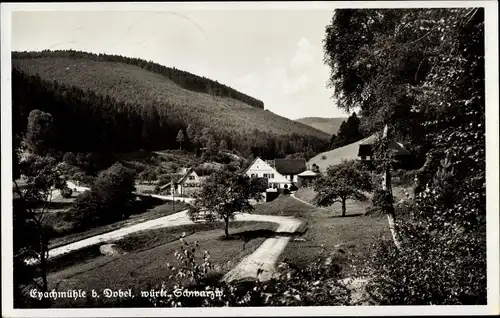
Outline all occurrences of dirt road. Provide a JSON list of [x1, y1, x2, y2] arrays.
[[222, 215, 302, 282]]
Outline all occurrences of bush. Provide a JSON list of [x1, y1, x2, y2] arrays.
[[60, 187, 73, 198], [71, 163, 136, 228], [62, 152, 77, 165], [391, 169, 417, 187], [365, 189, 393, 215], [93, 162, 136, 221], [71, 190, 101, 230], [364, 220, 486, 305], [321, 154, 327, 160]]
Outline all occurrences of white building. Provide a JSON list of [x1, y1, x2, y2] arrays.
[[243, 157, 292, 189]]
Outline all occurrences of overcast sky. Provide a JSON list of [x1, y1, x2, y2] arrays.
[[11, 9, 348, 120]]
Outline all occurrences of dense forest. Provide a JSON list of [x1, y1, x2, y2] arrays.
[[12, 51, 329, 160]]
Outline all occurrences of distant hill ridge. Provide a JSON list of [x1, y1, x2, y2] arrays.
[[295, 117, 346, 135]]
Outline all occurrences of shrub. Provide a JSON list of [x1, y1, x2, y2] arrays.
[[364, 220, 486, 305], [62, 152, 77, 165], [373, 189, 393, 210], [321, 154, 327, 160], [71, 190, 101, 230], [60, 187, 73, 198], [391, 169, 417, 187], [93, 162, 136, 222]]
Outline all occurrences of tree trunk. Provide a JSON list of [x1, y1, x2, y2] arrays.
[[386, 208, 401, 250], [382, 165, 401, 249], [39, 234, 48, 292], [341, 198, 346, 217], [224, 216, 229, 238]]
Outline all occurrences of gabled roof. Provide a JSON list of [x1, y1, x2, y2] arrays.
[[274, 159, 307, 175], [297, 170, 317, 177], [177, 167, 196, 184], [243, 157, 261, 175]]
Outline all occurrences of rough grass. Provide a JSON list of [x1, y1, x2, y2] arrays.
[[47, 221, 278, 307]]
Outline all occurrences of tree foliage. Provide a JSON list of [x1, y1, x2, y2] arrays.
[[324, 8, 486, 304], [72, 162, 136, 228], [188, 170, 267, 237], [176, 129, 185, 150], [330, 112, 364, 149], [13, 154, 68, 304], [313, 160, 372, 216], [25, 109, 55, 155]]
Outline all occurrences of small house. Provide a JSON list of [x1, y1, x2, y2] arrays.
[[243, 157, 292, 189], [357, 132, 412, 169], [296, 170, 318, 188], [160, 167, 205, 196]]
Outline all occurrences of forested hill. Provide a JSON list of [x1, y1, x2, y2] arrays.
[[12, 50, 329, 159], [13, 50, 264, 109]]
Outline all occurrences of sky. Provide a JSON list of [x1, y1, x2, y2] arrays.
[[11, 9, 348, 120]]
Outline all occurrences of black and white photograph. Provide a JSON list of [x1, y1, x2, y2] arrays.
[[1, 1, 498, 317]]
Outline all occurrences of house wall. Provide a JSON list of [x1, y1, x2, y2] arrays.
[[245, 158, 291, 189], [182, 171, 201, 186]]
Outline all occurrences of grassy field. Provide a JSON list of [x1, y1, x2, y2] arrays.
[[294, 187, 317, 205], [254, 195, 391, 278], [308, 138, 368, 172], [47, 220, 277, 307], [49, 201, 187, 249]]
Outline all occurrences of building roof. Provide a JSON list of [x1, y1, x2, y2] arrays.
[[273, 159, 307, 175], [177, 167, 196, 184], [297, 170, 317, 177], [358, 133, 411, 156], [359, 133, 380, 145]]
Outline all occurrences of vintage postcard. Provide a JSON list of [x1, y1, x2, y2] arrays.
[[1, 1, 498, 317]]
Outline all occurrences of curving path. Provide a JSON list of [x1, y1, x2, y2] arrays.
[[47, 209, 302, 283], [222, 215, 302, 282]]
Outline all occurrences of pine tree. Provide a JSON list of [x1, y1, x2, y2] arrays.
[[219, 139, 228, 152], [176, 129, 185, 151]]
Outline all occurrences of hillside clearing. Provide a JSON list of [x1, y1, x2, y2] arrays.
[[308, 137, 368, 171]]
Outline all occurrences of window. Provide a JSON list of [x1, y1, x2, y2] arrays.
[[271, 173, 274, 179], [251, 173, 257, 178], [189, 176, 195, 180], [263, 173, 268, 178]]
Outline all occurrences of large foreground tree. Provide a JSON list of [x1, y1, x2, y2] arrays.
[[13, 153, 68, 301], [323, 8, 485, 304]]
